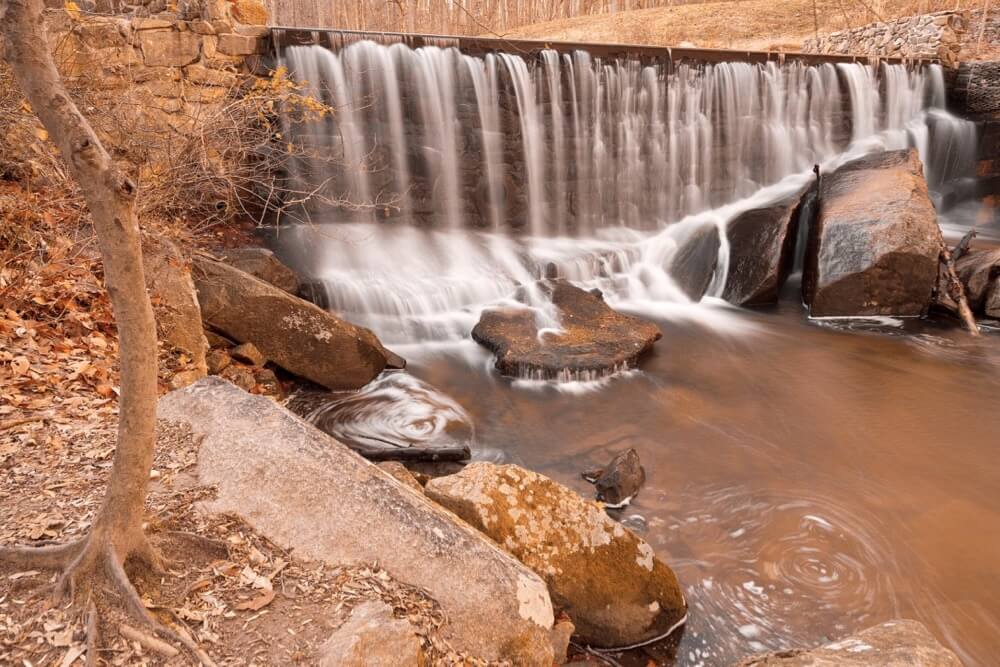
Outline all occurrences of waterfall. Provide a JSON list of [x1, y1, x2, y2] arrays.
[[277, 42, 975, 350]]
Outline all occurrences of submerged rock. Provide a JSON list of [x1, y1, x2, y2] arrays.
[[192, 257, 403, 390], [286, 372, 473, 462], [317, 601, 424, 667], [159, 378, 556, 665], [425, 462, 687, 648], [583, 448, 646, 508], [803, 150, 940, 317], [472, 280, 661, 379], [734, 619, 962, 666], [724, 181, 816, 306], [219, 246, 301, 295]]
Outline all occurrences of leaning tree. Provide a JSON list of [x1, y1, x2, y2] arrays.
[[0, 0, 199, 660]]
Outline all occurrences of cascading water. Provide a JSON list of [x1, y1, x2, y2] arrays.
[[278, 41, 973, 364]]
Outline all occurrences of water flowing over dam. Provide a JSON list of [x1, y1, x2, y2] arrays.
[[277, 41, 975, 348], [272, 37, 1000, 667]]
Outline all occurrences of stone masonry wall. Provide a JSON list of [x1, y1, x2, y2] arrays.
[[802, 11, 967, 66], [46, 10, 269, 135]]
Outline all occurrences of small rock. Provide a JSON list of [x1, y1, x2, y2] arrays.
[[231, 341, 265, 367], [377, 462, 425, 494], [219, 364, 255, 392], [252, 367, 283, 399], [735, 619, 962, 666], [583, 448, 646, 508], [550, 617, 575, 665], [425, 463, 686, 648], [206, 348, 231, 375], [317, 601, 424, 667], [204, 329, 234, 349]]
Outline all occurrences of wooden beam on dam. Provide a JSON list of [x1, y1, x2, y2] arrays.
[[269, 27, 941, 67]]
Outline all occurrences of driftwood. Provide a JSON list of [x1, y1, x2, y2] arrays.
[[938, 237, 980, 336]]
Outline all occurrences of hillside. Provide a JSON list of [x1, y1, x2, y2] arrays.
[[503, 0, 985, 52]]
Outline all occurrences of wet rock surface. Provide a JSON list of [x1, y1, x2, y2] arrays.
[[286, 372, 473, 462], [425, 462, 687, 648], [671, 222, 721, 302], [803, 150, 940, 317], [734, 619, 963, 666], [583, 448, 646, 508], [472, 280, 662, 379], [192, 257, 402, 390], [159, 378, 556, 665], [724, 182, 815, 306]]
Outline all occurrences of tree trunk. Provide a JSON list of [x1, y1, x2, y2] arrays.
[[1, 0, 158, 554]]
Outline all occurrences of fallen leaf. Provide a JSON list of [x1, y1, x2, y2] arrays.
[[11, 356, 29, 376], [235, 589, 275, 612]]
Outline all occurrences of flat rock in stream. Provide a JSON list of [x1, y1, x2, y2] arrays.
[[426, 462, 687, 648], [803, 149, 940, 317], [192, 257, 404, 390], [734, 619, 963, 667], [723, 181, 816, 306], [472, 280, 661, 379], [158, 378, 555, 665]]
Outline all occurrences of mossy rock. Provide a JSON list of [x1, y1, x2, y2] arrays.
[[426, 463, 687, 648]]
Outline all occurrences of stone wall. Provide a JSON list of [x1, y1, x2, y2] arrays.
[[802, 11, 966, 66], [47, 10, 268, 134], [950, 60, 1000, 114]]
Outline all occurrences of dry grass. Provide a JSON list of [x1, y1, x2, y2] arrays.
[[504, 0, 986, 52]]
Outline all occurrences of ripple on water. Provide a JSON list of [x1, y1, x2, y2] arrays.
[[659, 486, 903, 665]]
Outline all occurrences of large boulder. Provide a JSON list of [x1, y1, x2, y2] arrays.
[[317, 601, 424, 667], [192, 257, 403, 390], [158, 378, 556, 665], [803, 150, 940, 316], [472, 280, 661, 379], [724, 182, 815, 306], [143, 238, 208, 376], [425, 463, 687, 648], [218, 247, 301, 295], [734, 619, 963, 667]]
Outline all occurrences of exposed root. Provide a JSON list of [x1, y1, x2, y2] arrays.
[[0, 531, 216, 666], [85, 601, 99, 667], [0, 537, 85, 570]]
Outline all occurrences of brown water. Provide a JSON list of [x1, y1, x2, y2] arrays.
[[401, 280, 1000, 666]]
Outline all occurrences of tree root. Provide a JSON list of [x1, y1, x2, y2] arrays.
[[0, 532, 215, 666]]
